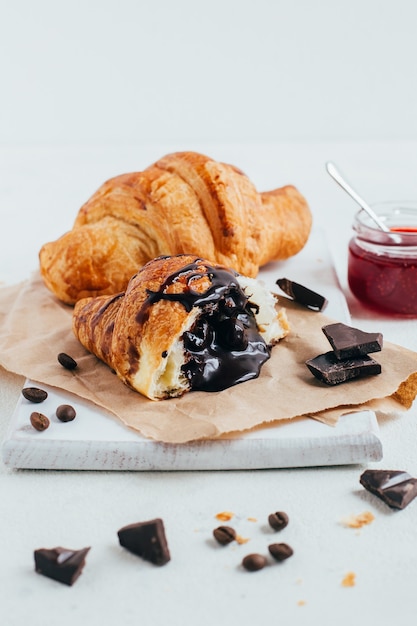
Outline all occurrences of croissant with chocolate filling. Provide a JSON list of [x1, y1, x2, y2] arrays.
[[40, 151, 312, 305], [72, 255, 290, 400]]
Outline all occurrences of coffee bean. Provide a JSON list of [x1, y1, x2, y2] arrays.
[[57, 353, 78, 370], [30, 412, 50, 431], [22, 387, 48, 403], [268, 511, 289, 531], [56, 404, 76, 422], [213, 526, 236, 545], [268, 542, 293, 561], [242, 553, 267, 572]]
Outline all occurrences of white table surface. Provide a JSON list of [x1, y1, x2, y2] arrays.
[[1, 142, 417, 626]]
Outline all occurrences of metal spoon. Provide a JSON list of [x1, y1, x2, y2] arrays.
[[326, 161, 390, 232]]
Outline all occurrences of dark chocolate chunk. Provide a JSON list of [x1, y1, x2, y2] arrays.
[[276, 278, 328, 311], [22, 387, 48, 403], [57, 352, 78, 370], [268, 542, 293, 561], [56, 404, 77, 422], [34, 546, 90, 585], [213, 525, 236, 545], [118, 518, 170, 565], [360, 469, 417, 510], [242, 553, 267, 572], [268, 511, 289, 531], [305, 351, 381, 385], [322, 322, 383, 359]]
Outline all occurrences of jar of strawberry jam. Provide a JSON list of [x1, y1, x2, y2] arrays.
[[348, 202, 417, 316]]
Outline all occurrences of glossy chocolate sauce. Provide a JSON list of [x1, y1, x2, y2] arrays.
[[139, 258, 270, 392]]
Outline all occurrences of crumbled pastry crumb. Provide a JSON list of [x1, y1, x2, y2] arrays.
[[247, 517, 257, 522], [297, 600, 306, 606], [215, 511, 234, 521], [342, 511, 375, 528], [341, 572, 356, 587], [235, 534, 250, 545]]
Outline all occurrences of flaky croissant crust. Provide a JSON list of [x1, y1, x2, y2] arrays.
[[40, 151, 312, 305]]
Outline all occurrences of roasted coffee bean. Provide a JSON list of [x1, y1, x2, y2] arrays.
[[56, 404, 76, 422], [213, 526, 236, 545], [268, 511, 289, 531], [57, 353, 78, 370], [30, 412, 50, 431], [22, 387, 48, 403], [242, 553, 267, 572], [268, 542, 293, 561]]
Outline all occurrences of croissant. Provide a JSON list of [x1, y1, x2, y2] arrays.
[[40, 151, 312, 305], [72, 255, 290, 400]]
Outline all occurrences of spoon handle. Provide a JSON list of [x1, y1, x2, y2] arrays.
[[326, 162, 390, 232]]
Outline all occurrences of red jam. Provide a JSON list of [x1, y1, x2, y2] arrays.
[[348, 204, 417, 317], [390, 227, 417, 233]]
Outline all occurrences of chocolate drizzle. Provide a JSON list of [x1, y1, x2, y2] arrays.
[[135, 260, 246, 320], [136, 258, 271, 392]]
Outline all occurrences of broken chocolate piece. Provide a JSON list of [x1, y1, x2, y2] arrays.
[[276, 278, 327, 311], [360, 469, 417, 510], [117, 518, 170, 565], [305, 351, 381, 385], [34, 546, 90, 586], [322, 322, 383, 360]]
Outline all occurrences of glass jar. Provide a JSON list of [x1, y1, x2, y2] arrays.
[[348, 202, 417, 316]]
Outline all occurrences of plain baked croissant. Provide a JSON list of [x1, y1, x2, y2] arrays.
[[40, 151, 312, 305], [72, 255, 290, 400]]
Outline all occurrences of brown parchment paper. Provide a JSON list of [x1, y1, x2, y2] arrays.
[[0, 272, 416, 444]]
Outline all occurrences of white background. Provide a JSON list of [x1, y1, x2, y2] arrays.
[[2, 4, 417, 626], [1, 0, 417, 145]]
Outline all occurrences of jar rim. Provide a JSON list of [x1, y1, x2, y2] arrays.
[[353, 201, 417, 245]]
